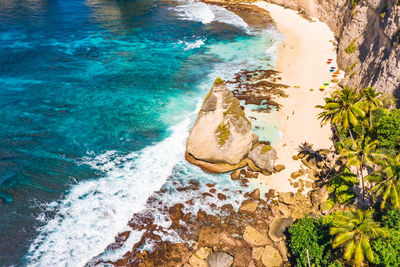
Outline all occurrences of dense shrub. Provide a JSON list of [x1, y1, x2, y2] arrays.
[[371, 209, 400, 266], [374, 109, 400, 150], [288, 217, 341, 267], [372, 229, 400, 266]]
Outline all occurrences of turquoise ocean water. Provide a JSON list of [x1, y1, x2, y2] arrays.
[[0, 0, 281, 265]]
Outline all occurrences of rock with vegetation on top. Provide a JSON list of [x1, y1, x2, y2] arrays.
[[248, 143, 277, 172], [186, 78, 258, 170]]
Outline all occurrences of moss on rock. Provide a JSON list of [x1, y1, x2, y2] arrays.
[[213, 77, 225, 86], [215, 122, 231, 147]]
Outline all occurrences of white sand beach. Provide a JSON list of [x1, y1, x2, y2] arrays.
[[251, 1, 341, 193]]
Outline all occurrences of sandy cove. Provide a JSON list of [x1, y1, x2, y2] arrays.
[[249, 1, 340, 193]]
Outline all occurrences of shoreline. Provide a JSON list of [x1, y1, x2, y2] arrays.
[[250, 1, 341, 194]]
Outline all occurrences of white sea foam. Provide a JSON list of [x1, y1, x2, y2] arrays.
[[27, 117, 192, 266], [173, 0, 248, 31], [178, 38, 206, 50]]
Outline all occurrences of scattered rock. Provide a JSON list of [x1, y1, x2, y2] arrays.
[[243, 226, 270, 247], [290, 170, 303, 179], [198, 226, 221, 247], [268, 217, 293, 242], [220, 231, 236, 247], [239, 199, 259, 214], [197, 210, 207, 222], [249, 189, 260, 200], [168, 203, 184, 225], [274, 164, 285, 172], [207, 252, 234, 267], [252, 247, 264, 261], [218, 193, 227, 201], [311, 185, 329, 205], [261, 245, 283, 267], [231, 169, 241, 180], [278, 192, 296, 205], [189, 247, 212, 267], [265, 189, 275, 199], [278, 202, 291, 217]]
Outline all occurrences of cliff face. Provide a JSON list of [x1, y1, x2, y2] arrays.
[[270, 0, 400, 98]]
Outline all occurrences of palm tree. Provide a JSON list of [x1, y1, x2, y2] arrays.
[[341, 137, 379, 202], [317, 87, 365, 141], [316, 94, 343, 142], [367, 153, 400, 209], [330, 209, 388, 267], [360, 87, 382, 129]]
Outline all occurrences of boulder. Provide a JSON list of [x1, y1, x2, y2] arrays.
[[198, 226, 221, 247], [239, 199, 259, 214], [278, 192, 296, 205], [189, 247, 212, 267], [265, 189, 275, 199], [231, 169, 241, 180], [252, 247, 264, 261], [186, 79, 258, 167], [220, 231, 236, 247], [268, 217, 293, 242], [311, 185, 329, 205], [261, 245, 283, 267], [248, 143, 277, 172], [168, 203, 184, 225], [243, 226, 270, 247], [249, 189, 260, 200], [207, 252, 234, 267]]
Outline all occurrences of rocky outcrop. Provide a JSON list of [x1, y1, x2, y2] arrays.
[[269, 0, 400, 98], [186, 78, 258, 169], [186, 78, 279, 173]]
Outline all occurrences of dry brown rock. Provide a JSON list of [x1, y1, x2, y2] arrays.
[[251, 247, 264, 261], [231, 169, 241, 180], [265, 189, 275, 199], [243, 226, 270, 247], [249, 188, 260, 200], [278, 192, 296, 205], [189, 247, 212, 267], [278, 202, 291, 217], [220, 231, 236, 247], [274, 164, 285, 172], [198, 226, 221, 247], [261, 245, 283, 267], [239, 199, 259, 214], [277, 240, 288, 262]]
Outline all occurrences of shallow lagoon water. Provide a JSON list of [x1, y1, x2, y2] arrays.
[[0, 0, 281, 265]]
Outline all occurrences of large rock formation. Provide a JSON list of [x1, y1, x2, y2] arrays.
[[186, 78, 260, 172], [269, 0, 400, 98]]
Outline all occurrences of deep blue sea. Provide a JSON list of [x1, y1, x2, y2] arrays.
[[0, 0, 281, 265]]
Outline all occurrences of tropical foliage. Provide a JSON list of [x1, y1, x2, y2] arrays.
[[330, 209, 388, 266], [367, 153, 400, 209]]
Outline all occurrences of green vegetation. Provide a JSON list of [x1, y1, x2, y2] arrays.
[[345, 40, 357, 54], [215, 122, 231, 147], [351, 0, 358, 8], [260, 145, 272, 154], [285, 86, 400, 266], [330, 209, 388, 266], [288, 217, 340, 267], [213, 77, 225, 86]]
